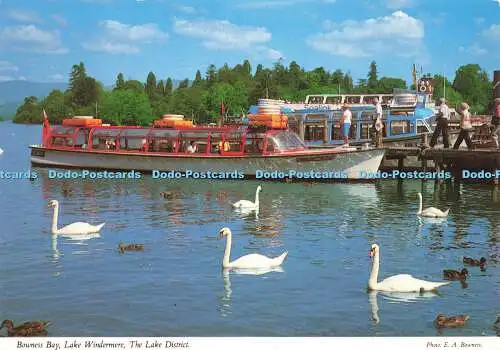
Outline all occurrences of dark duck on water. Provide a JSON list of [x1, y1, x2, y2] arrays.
[[118, 242, 145, 253], [0, 320, 51, 336], [434, 314, 469, 328], [443, 268, 469, 281], [463, 256, 486, 266]]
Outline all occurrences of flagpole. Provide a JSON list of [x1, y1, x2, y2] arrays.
[[443, 64, 446, 100]]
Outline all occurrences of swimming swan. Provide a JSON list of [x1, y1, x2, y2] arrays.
[[0, 148, 3, 155], [48, 200, 105, 235], [232, 186, 261, 210], [417, 193, 449, 218], [368, 244, 451, 292], [218, 227, 288, 269]]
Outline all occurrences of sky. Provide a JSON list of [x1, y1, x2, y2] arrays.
[[0, 0, 499, 86]]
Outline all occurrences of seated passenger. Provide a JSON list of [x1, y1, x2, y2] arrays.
[[187, 141, 197, 154]]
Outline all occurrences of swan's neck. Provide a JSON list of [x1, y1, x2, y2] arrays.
[[254, 190, 260, 207], [368, 252, 379, 290], [51, 205, 59, 234], [417, 195, 422, 214], [222, 233, 232, 268]]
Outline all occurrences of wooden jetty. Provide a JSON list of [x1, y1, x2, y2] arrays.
[[382, 133, 500, 184]]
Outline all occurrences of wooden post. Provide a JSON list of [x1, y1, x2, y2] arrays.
[[495, 168, 499, 186], [398, 157, 404, 170], [435, 162, 442, 184], [323, 118, 329, 144], [420, 133, 428, 147], [494, 71, 500, 100], [298, 118, 305, 141]]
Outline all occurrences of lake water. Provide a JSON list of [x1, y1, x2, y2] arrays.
[[0, 123, 498, 337]]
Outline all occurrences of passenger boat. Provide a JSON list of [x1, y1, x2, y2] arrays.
[[29, 113, 386, 180]]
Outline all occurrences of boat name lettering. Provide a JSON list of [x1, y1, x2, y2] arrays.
[[255, 170, 348, 179], [48, 169, 142, 180], [0, 170, 37, 180], [359, 170, 452, 180], [152, 170, 244, 180]]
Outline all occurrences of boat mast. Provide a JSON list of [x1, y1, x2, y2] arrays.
[[412, 63, 417, 90]]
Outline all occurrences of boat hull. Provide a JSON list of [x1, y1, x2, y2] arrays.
[[30, 147, 385, 180]]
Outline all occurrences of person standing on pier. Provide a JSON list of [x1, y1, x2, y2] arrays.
[[373, 98, 384, 147], [341, 103, 352, 145], [453, 102, 473, 150], [430, 97, 450, 149], [491, 98, 500, 150]]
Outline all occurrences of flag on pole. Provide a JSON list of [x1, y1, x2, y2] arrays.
[[42, 109, 50, 144]]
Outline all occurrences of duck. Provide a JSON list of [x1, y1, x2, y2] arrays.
[[416, 193, 449, 218], [368, 244, 451, 292], [160, 191, 175, 199], [217, 227, 288, 269], [118, 242, 144, 253], [0, 320, 51, 336], [443, 268, 469, 281], [434, 314, 469, 328], [463, 256, 486, 266], [232, 186, 262, 211], [48, 200, 105, 235]]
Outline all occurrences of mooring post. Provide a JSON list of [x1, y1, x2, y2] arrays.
[[398, 157, 404, 170], [420, 133, 428, 147], [435, 162, 442, 184], [495, 169, 499, 186]]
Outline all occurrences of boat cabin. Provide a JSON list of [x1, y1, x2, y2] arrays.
[[44, 121, 307, 156], [287, 107, 433, 146]]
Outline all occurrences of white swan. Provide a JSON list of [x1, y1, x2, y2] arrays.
[[368, 244, 451, 292], [218, 227, 288, 268], [417, 193, 449, 218], [232, 185, 261, 210], [48, 200, 105, 235], [0, 147, 3, 155]]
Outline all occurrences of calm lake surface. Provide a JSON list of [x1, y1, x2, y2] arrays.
[[0, 122, 498, 337]]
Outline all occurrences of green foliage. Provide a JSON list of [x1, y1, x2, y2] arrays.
[[0, 115, 4, 121], [12, 60, 496, 125], [100, 90, 153, 126]]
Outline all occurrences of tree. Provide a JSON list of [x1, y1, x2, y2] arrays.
[[206, 64, 217, 86], [452, 64, 491, 113], [41, 89, 72, 123], [145, 72, 157, 101], [377, 77, 407, 92], [100, 90, 153, 126], [432, 75, 463, 111], [115, 73, 125, 90], [178, 79, 189, 89], [13, 96, 41, 124], [165, 78, 173, 100], [0, 116, 4, 122], [367, 61, 378, 91], [192, 70, 203, 87], [123, 80, 145, 94]]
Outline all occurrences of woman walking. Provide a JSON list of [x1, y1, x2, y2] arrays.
[[453, 102, 473, 150], [341, 103, 352, 145]]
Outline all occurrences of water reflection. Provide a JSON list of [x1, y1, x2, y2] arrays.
[[368, 290, 438, 326], [219, 267, 284, 317]]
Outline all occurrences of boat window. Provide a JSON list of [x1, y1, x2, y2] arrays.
[[180, 131, 208, 154], [304, 124, 325, 142], [244, 133, 265, 154], [345, 96, 361, 104], [306, 95, 324, 104], [224, 132, 243, 152], [362, 96, 374, 104], [360, 111, 376, 121], [76, 129, 89, 149], [325, 96, 341, 104], [121, 129, 150, 137], [381, 96, 392, 104], [149, 129, 179, 152], [349, 123, 357, 139], [91, 129, 121, 150], [273, 131, 305, 151], [360, 123, 371, 140], [52, 126, 76, 135], [50, 136, 74, 147], [390, 120, 415, 135]]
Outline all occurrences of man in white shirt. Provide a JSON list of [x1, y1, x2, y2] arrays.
[[429, 98, 450, 148], [341, 103, 352, 145], [373, 98, 383, 147]]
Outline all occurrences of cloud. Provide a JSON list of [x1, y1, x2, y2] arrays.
[[179, 5, 195, 13], [482, 24, 500, 41], [0, 25, 68, 54], [307, 11, 425, 59], [0, 75, 26, 82], [47, 73, 66, 81], [384, 0, 416, 9], [7, 9, 42, 23], [475, 17, 485, 25], [0, 61, 19, 72], [82, 20, 168, 54], [51, 14, 68, 27], [458, 44, 487, 56], [238, 0, 335, 9], [173, 18, 282, 59]]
